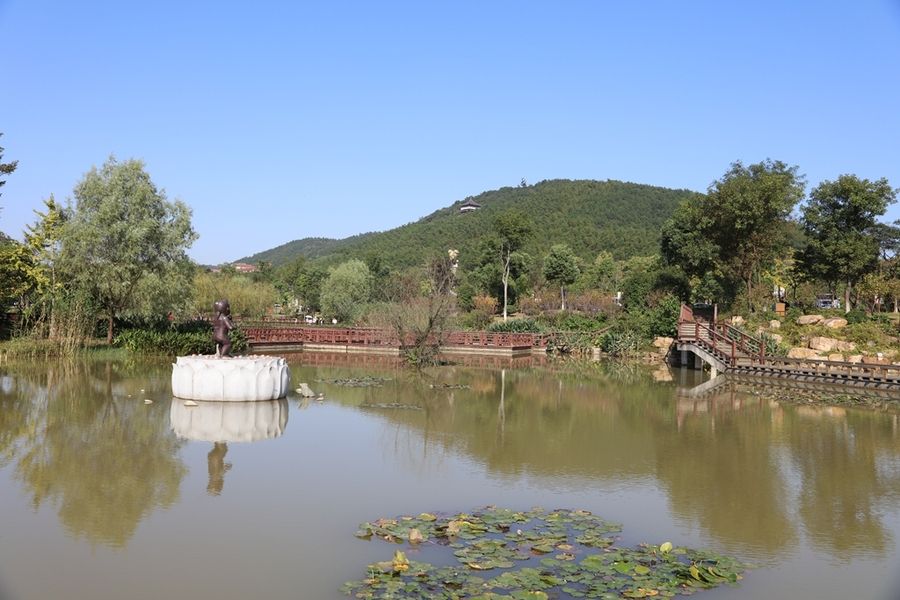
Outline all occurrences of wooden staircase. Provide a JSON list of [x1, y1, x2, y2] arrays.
[[676, 304, 764, 371]]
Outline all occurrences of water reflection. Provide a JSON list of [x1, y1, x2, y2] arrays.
[[169, 399, 289, 443], [315, 363, 900, 560], [787, 405, 900, 556], [0, 359, 186, 548], [169, 399, 288, 497], [207, 442, 231, 496]]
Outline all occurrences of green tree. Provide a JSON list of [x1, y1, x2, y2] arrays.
[[0, 132, 17, 206], [661, 160, 805, 310], [320, 259, 371, 323], [493, 211, 532, 321], [60, 157, 197, 342], [21, 196, 67, 334], [580, 251, 621, 292], [543, 244, 580, 310], [296, 265, 329, 312], [0, 238, 34, 314], [797, 175, 897, 313]]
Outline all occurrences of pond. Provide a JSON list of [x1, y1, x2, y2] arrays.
[[0, 354, 898, 600]]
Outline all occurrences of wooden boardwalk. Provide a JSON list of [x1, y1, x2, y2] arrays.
[[240, 321, 553, 357], [675, 305, 900, 391]]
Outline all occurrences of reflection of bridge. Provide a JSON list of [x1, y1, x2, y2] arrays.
[[676, 304, 900, 390], [241, 322, 553, 357]]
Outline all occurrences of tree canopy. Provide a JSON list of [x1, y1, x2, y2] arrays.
[[543, 244, 580, 310], [0, 133, 17, 205], [796, 175, 897, 312], [60, 157, 197, 342], [320, 259, 371, 323], [661, 159, 805, 309]]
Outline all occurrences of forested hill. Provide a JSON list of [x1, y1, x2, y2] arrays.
[[238, 179, 694, 268]]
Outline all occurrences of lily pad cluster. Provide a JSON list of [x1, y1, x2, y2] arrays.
[[344, 507, 745, 599]]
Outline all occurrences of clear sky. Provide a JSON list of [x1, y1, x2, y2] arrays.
[[1, 1, 899, 265]]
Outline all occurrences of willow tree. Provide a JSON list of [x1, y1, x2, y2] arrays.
[[61, 157, 196, 342]]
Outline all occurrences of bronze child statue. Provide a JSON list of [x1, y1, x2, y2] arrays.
[[213, 299, 235, 357]]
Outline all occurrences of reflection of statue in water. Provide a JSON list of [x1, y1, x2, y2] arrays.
[[213, 299, 235, 357], [206, 442, 232, 496]]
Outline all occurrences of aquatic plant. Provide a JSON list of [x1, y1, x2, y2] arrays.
[[343, 507, 745, 599]]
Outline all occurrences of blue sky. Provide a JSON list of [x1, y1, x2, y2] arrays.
[[1, 1, 899, 264]]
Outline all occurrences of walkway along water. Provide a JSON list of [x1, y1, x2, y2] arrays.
[[239, 321, 554, 357], [675, 304, 900, 391]]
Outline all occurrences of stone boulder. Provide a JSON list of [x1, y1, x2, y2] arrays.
[[808, 337, 856, 353], [796, 314, 824, 325], [769, 333, 784, 344], [653, 337, 674, 355], [836, 340, 856, 352], [808, 337, 838, 352], [827, 353, 845, 362], [788, 347, 822, 359], [822, 317, 848, 329], [731, 316, 745, 326], [862, 355, 891, 365], [769, 320, 781, 330], [847, 355, 863, 364]]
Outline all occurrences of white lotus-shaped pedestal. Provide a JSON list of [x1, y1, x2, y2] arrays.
[[171, 355, 291, 401], [170, 398, 289, 442]]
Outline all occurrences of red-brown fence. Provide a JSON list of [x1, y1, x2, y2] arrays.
[[241, 324, 549, 349]]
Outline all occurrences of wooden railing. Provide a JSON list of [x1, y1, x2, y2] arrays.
[[741, 355, 900, 383], [242, 325, 552, 349], [677, 304, 765, 367]]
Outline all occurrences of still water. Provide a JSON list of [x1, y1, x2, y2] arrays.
[[1, 354, 899, 600]]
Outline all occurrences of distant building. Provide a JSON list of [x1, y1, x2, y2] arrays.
[[232, 262, 258, 273], [459, 198, 482, 213]]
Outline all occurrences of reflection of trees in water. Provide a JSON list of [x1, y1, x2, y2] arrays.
[[4, 359, 186, 548], [653, 392, 797, 554], [325, 366, 900, 561], [785, 407, 900, 556]]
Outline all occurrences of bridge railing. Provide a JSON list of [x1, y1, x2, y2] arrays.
[[677, 304, 766, 366]]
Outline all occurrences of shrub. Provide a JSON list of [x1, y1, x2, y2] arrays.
[[600, 330, 642, 356], [469, 295, 498, 329], [845, 309, 867, 325], [114, 322, 248, 356], [537, 311, 607, 332], [487, 318, 544, 333]]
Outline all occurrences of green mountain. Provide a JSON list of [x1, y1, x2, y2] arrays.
[[239, 179, 694, 268]]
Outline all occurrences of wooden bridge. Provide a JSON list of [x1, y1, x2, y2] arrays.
[[676, 304, 900, 391], [240, 321, 554, 357]]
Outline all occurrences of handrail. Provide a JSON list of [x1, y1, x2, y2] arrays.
[[242, 325, 561, 349], [677, 304, 766, 366]]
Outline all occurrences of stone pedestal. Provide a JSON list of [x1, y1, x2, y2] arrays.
[[171, 355, 290, 401], [170, 398, 289, 442]]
